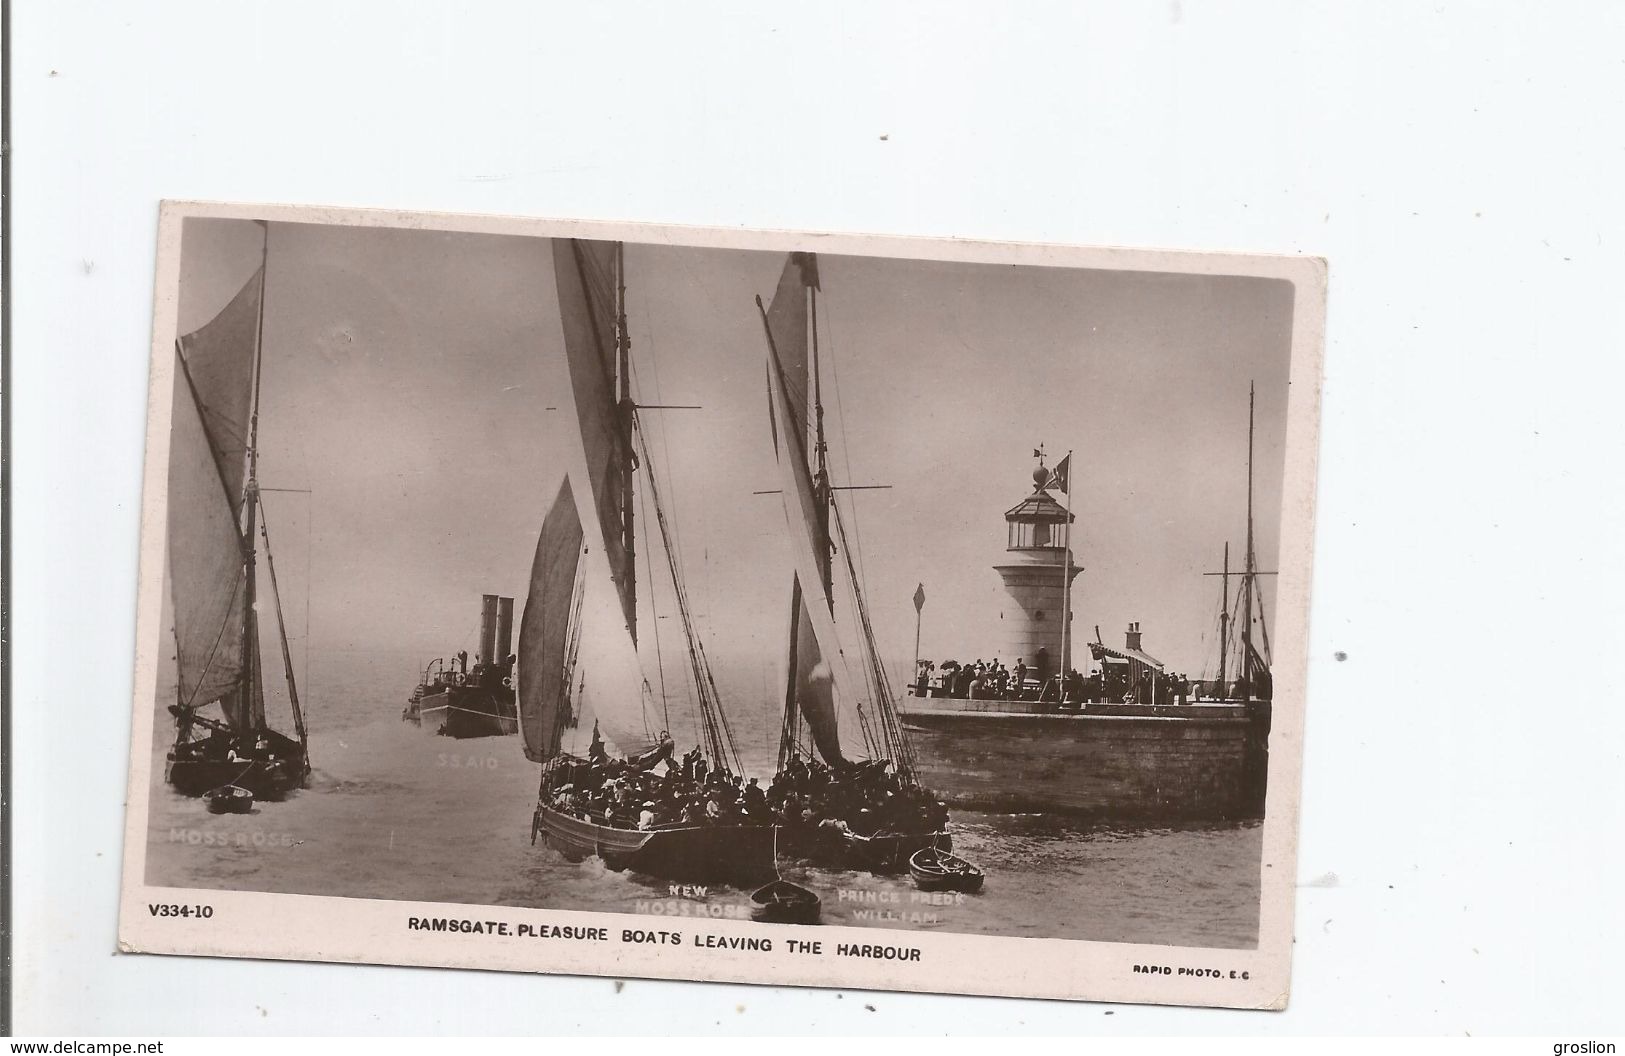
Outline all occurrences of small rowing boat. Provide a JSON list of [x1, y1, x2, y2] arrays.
[[908, 846, 984, 893], [749, 879, 821, 925], [204, 785, 255, 815]]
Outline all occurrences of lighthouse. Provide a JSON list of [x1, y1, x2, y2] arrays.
[[994, 458, 1082, 682]]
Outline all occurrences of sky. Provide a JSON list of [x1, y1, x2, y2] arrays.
[[174, 217, 1294, 712]]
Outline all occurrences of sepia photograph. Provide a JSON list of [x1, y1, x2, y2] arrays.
[[118, 202, 1323, 1007]]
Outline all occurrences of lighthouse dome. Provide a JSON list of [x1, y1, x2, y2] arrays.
[[1032, 464, 1051, 490]]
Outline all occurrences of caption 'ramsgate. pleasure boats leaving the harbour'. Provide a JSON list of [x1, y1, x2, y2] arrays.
[[899, 390, 1274, 822], [164, 228, 313, 801], [522, 239, 774, 886]]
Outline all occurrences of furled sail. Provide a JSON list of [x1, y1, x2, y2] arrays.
[[518, 478, 585, 763], [765, 323, 863, 763], [763, 253, 844, 764], [168, 267, 265, 729], [553, 239, 637, 642]]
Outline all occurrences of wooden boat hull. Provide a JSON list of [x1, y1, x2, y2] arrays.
[[750, 880, 821, 925], [908, 849, 985, 893], [166, 730, 307, 799], [535, 805, 775, 886], [415, 686, 518, 739], [204, 786, 256, 815]]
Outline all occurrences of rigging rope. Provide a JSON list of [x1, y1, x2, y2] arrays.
[[820, 301, 876, 612], [812, 297, 915, 776], [256, 495, 308, 750], [635, 469, 674, 735], [631, 418, 743, 777], [830, 500, 915, 773]]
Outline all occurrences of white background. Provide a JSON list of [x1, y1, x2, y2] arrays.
[[9, 0, 1624, 1036]]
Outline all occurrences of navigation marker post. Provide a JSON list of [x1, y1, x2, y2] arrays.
[[912, 583, 926, 689]]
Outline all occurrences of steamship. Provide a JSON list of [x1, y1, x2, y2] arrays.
[[898, 391, 1275, 823], [404, 593, 520, 739]]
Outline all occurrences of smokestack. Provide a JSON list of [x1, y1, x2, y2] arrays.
[[1125, 622, 1142, 652], [495, 597, 514, 665], [479, 594, 499, 666]]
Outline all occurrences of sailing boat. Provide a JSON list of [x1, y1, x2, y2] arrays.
[[520, 240, 774, 886], [1192, 383, 1274, 815], [165, 233, 312, 799], [756, 252, 950, 874], [1198, 382, 1276, 705]]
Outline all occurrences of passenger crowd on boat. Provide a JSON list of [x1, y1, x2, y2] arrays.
[[545, 745, 771, 832], [542, 742, 947, 838], [768, 753, 948, 839], [912, 657, 1197, 705]]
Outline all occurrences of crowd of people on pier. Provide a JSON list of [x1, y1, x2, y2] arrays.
[[543, 739, 947, 838], [913, 656, 1198, 706]]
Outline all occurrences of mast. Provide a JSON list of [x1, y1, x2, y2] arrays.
[[781, 281, 836, 764], [1216, 541, 1230, 691], [1241, 381, 1255, 693], [239, 226, 270, 732], [1058, 449, 1073, 696], [616, 243, 637, 647], [1200, 385, 1273, 700], [810, 284, 833, 602], [605, 242, 739, 771], [778, 578, 804, 768], [770, 262, 835, 769]]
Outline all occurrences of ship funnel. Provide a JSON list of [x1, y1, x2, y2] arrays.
[[1125, 622, 1142, 651], [495, 596, 514, 665], [479, 594, 499, 665]]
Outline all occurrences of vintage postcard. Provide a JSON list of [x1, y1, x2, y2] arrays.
[[118, 201, 1324, 1008]]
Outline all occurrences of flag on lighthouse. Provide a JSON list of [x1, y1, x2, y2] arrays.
[[1045, 453, 1071, 495]]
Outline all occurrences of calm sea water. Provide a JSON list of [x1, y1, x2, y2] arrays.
[[145, 647, 1261, 949]]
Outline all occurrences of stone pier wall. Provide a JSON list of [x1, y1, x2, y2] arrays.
[[899, 703, 1268, 821]]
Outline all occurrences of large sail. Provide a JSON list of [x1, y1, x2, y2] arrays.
[[178, 267, 263, 515], [558, 488, 661, 761], [168, 356, 252, 719], [766, 253, 819, 442], [763, 253, 844, 764], [553, 240, 637, 641], [765, 330, 863, 762], [518, 478, 585, 763]]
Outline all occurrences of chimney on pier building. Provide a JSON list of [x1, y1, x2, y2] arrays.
[[1125, 622, 1143, 651], [993, 456, 1083, 681]]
